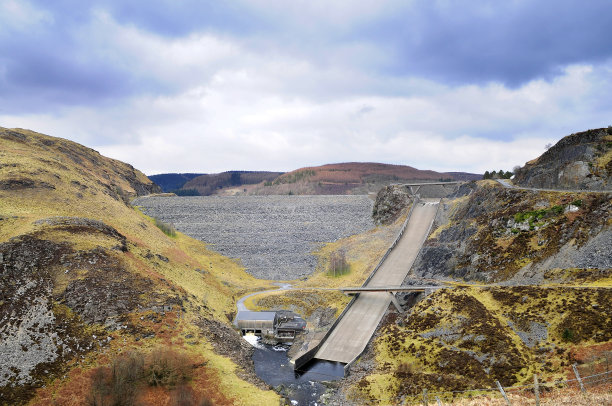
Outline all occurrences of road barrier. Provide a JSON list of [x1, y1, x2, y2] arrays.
[[293, 197, 421, 371]]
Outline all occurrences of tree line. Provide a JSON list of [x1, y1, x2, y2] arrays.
[[483, 169, 513, 179]]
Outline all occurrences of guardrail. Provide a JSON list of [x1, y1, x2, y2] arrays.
[[343, 197, 442, 375], [293, 197, 421, 371]]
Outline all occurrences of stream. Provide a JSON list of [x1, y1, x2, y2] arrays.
[[237, 285, 344, 405]]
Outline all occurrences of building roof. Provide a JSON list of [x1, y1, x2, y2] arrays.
[[236, 311, 276, 321]]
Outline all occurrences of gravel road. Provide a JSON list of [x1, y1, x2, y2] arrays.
[[134, 195, 375, 280]]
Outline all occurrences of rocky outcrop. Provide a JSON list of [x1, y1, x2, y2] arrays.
[[0, 236, 100, 402], [372, 185, 412, 225], [0, 229, 157, 402], [410, 182, 612, 282], [514, 127, 612, 190]]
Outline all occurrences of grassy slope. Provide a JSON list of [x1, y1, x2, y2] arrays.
[[242, 207, 410, 321], [0, 128, 278, 405], [353, 286, 611, 404], [347, 181, 612, 404]]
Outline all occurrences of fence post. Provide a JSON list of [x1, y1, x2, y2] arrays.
[[496, 381, 511, 406], [533, 374, 540, 406], [435, 396, 442, 406], [422, 388, 428, 406], [572, 363, 586, 393]]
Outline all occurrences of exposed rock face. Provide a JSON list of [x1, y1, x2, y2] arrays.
[[372, 185, 412, 225], [514, 128, 612, 190], [0, 237, 97, 398], [410, 182, 612, 282], [0, 227, 156, 402]]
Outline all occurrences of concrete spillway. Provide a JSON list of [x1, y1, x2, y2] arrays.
[[313, 199, 439, 364]]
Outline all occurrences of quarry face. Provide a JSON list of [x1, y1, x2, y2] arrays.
[[134, 195, 375, 279]]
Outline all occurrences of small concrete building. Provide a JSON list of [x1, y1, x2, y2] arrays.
[[236, 311, 276, 336], [235, 310, 306, 340]]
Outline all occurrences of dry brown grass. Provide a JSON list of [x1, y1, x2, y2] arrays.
[[1, 128, 279, 405], [449, 384, 612, 405]]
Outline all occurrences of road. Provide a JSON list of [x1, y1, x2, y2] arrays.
[[314, 199, 439, 364], [496, 178, 612, 193]]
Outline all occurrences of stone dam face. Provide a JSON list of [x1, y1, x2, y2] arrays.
[[133, 195, 375, 279]]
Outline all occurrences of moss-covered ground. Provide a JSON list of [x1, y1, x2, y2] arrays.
[[352, 286, 612, 405]]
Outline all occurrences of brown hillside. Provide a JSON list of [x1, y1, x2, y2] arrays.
[[0, 127, 278, 405], [278, 162, 448, 183], [247, 162, 480, 195]]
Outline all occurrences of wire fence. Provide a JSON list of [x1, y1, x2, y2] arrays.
[[416, 365, 612, 405]]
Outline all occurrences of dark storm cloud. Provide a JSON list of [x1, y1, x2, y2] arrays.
[[1, 0, 612, 116], [359, 0, 612, 86], [0, 3, 143, 113]]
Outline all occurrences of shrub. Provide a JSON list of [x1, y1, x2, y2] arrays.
[[88, 348, 196, 406], [571, 199, 583, 207], [88, 351, 145, 406], [145, 348, 192, 388], [170, 385, 212, 406], [562, 328, 575, 342], [394, 362, 414, 378], [328, 250, 350, 277], [551, 205, 564, 215], [154, 218, 177, 237]]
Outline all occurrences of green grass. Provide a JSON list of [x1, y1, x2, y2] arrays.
[[153, 218, 177, 237]]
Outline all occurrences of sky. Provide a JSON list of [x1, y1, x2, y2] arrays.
[[1, 1, 611, 175]]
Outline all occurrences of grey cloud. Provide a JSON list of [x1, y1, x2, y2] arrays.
[[359, 0, 612, 86], [2, 0, 612, 116]]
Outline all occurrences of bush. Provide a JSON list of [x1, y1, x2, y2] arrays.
[[562, 328, 575, 342], [88, 351, 145, 406], [88, 348, 196, 406], [169, 385, 213, 406], [146, 348, 192, 388], [328, 250, 350, 277], [154, 218, 177, 237], [394, 362, 414, 378]]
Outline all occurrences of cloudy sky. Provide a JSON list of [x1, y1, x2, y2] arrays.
[[1, 0, 611, 175]]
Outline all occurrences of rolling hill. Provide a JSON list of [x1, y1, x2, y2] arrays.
[[247, 162, 482, 195], [0, 127, 279, 405], [151, 163, 481, 196], [148, 173, 204, 193]]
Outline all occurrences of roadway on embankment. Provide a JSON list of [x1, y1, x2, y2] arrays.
[[496, 179, 612, 193], [314, 199, 440, 364]]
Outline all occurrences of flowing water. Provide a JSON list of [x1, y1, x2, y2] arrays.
[[244, 335, 344, 405]]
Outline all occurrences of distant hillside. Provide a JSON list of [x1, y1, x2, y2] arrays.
[[514, 127, 612, 190], [183, 171, 283, 195], [148, 173, 203, 192], [247, 162, 481, 195]]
